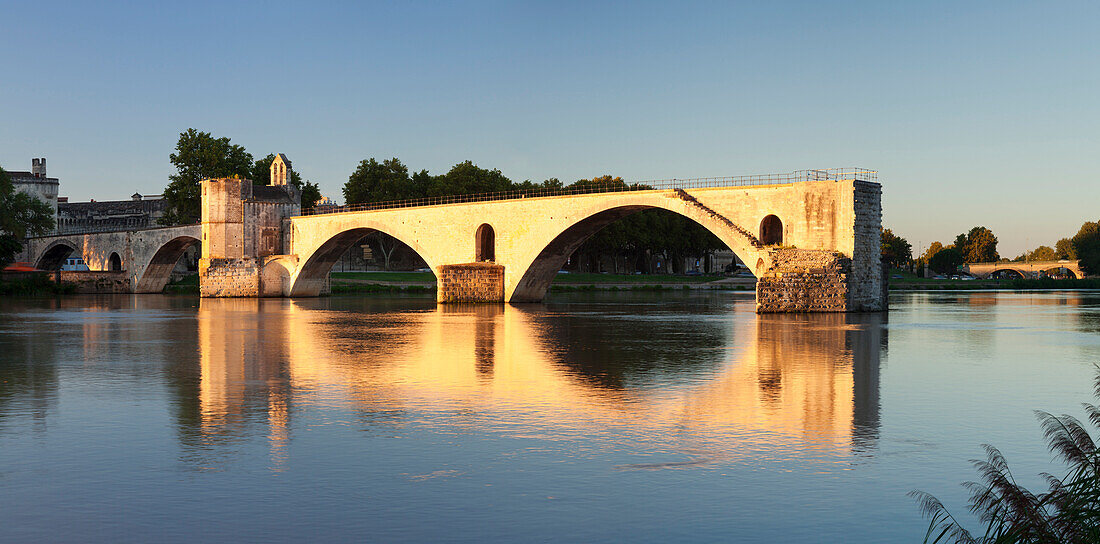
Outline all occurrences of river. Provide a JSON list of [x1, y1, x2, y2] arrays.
[[2, 291, 1099, 542]]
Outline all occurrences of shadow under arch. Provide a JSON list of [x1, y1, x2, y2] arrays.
[[511, 203, 759, 302], [134, 236, 200, 293], [290, 227, 438, 297], [991, 268, 1025, 280], [35, 239, 80, 270], [1041, 267, 1077, 279]]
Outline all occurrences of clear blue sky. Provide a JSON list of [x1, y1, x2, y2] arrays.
[[3, 1, 1098, 256]]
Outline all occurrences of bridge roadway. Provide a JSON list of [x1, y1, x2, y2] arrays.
[[25, 168, 885, 313]]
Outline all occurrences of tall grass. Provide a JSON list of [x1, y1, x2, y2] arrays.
[[911, 368, 1100, 543]]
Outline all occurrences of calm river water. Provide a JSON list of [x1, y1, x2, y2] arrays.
[[2, 291, 1100, 542]]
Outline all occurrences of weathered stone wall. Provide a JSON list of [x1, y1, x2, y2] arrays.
[[438, 263, 504, 303], [201, 178, 247, 260], [847, 181, 883, 311], [199, 258, 260, 297], [50, 271, 131, 293], [756, 249, 851, 313]]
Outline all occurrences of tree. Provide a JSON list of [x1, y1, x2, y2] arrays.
[[881, 228, 912, 268], [1026, 245, 1057, 261], [343, 158, 415, 205], [428, 161, 513, 197], [954, 226, 999, 263], [160, 129, 252, 225], [922, 241, 945, 264], [1056, 237, 1077, 260], [0, 165, 55, 267], [1071, 221, 1100, 276], [928, 247, 964, 275], [299, 181, 322, 209]]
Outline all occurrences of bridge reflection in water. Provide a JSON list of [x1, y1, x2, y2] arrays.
[[186, 298, 884, 469]]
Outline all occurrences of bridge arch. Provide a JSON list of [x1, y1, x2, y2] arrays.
[[34, 239, 81, 270], [290, 226, 438, 297], [134, 236, 200, 293], [509, 198, 766, 302], [990, 268, 1025, 280]]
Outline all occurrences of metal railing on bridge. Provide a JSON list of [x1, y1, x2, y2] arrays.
[[298, 168, 877, 217]]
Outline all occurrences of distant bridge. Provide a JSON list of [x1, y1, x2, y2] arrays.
[[964, 260, 1084, 279]]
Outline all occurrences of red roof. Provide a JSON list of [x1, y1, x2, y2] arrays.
[[2, 262, 41, 272]]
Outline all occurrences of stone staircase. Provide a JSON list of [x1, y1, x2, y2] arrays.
[[673, 188, 764, 249]]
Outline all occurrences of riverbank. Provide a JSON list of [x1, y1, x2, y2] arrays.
[[11, 271, 1099, 296], [0, 273, 76, 295]]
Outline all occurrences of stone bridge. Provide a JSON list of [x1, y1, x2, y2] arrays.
[[964, 260, 1084, 279], [201, 167, 884, 312], [21, 161, 886, 313], [23, 224, 201, 293]]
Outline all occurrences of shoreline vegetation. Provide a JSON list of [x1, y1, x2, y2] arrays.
[[4, 271, 1100, 297]]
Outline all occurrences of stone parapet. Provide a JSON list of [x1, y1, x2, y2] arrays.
[[438, 263, 504, 303], [199, 257, 260, 297]]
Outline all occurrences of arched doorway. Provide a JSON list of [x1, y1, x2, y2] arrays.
[[760, 215, 783, 245], [476, 224, 495, 262], [108, 252, 122, 272]]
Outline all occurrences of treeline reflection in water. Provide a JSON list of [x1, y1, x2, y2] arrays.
[[0, 294, 887, 471]]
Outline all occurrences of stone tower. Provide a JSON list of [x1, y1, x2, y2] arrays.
[[270, 154, 290, 186], [31, 157, 46, 178]]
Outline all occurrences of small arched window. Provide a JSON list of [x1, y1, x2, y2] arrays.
[[475, 224, 495, 262], [760, 215, 783, 245], [108, 252, 122, 272]]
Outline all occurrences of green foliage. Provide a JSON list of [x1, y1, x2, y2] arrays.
[[929, 247, 964, 274], [1071, 221, 1100, 276], [299, 181, 322, 209], [0, 165, 55, 267], [428, 160, 513, 197], [0, 273, 76, 295], [1027, 245, 1057, 261], [954, 226, 999, 263], [343, 158, 416, 205], [881, 228, 912, 268], [160, 129, 253, 225], [1056, 238, 1077, 260], [912, 367, 1100, 543], [923, 241, 946, 265]]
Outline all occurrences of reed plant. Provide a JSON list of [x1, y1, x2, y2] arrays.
[[911, 368, 1100, 543]]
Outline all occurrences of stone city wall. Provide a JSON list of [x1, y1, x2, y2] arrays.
[[756, 248, 851, 313], [438, 263, 504, 303], [199, 258, 260, 297]]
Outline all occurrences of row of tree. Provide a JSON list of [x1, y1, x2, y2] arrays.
[[160, 129, 322, 225], [883, 222, 1100, 276]]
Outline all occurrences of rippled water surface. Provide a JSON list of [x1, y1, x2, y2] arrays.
[[3, 291, 1100, 542]]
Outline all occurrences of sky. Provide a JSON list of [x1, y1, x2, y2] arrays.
[[2, 0, 1098, 257]]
